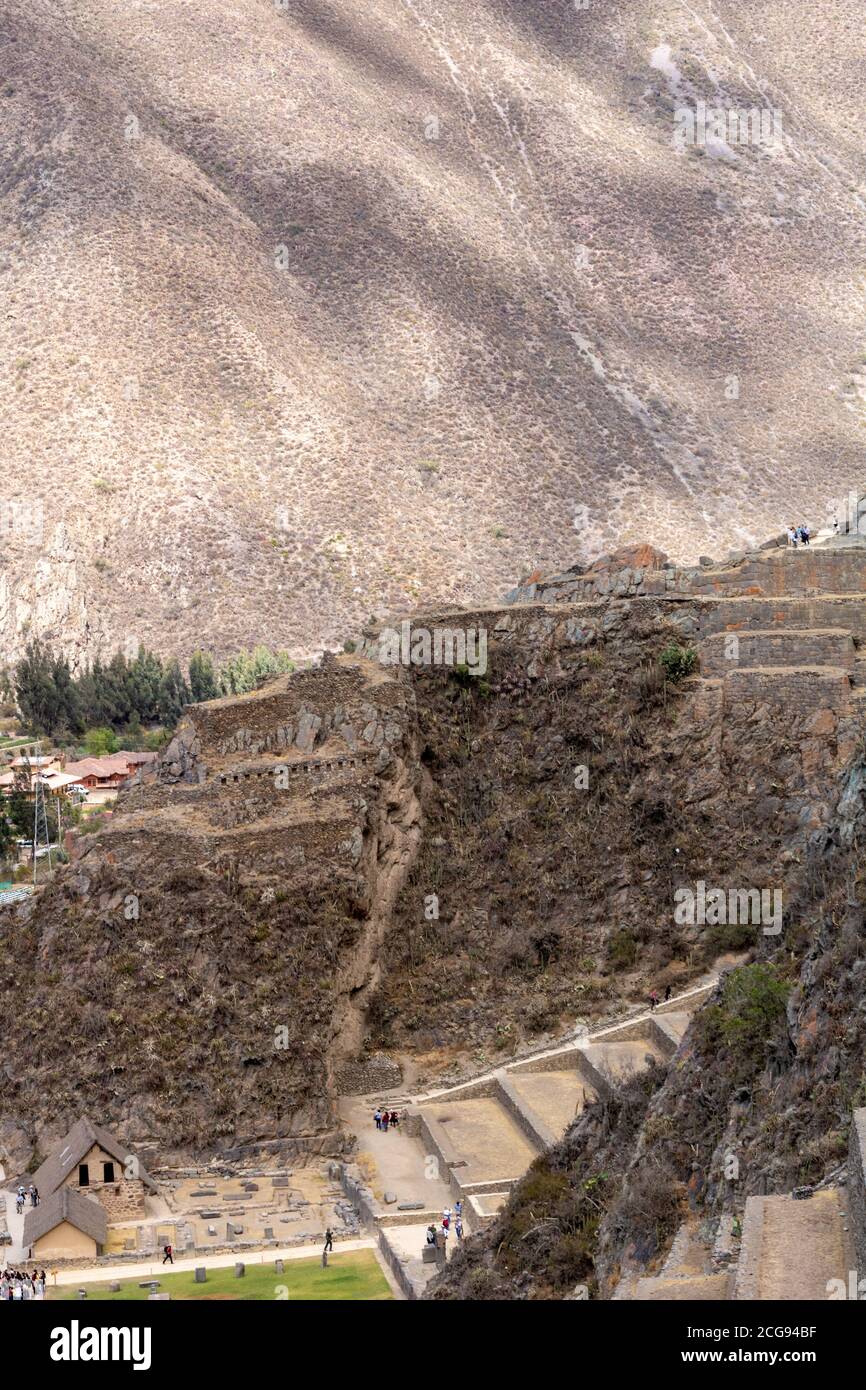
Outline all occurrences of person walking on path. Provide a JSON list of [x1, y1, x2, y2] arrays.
[[664, 984, 672, 1003], [381, 1110, 389, 1133], [162, 1244, 173, 1265], [389, 1110, 399, 1129], [649, 989, 659, 1012], [374, 1108, 382, 1130], [323, 1228, 333, 1254], [455, 1218, 464, 1242]]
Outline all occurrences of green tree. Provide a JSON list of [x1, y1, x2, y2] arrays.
[[128, 648, 164, 724], [15, 640, 61, 733], [50, 652, 82, 734], [0, 804, 15, 861], [8, 775, 33, 839], [157, 658, 191, 727], [188, 650, 219, 703], [84, 726, 119, 756]]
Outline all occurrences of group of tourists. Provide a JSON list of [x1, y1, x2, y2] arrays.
[[426, 1203, 465, 1248], [786, 524, 811, 547], [648, 985, 673, 1012], [372, 1108, 402, 1131], [1, 1270, 46, 1300], [14, 1185, 39, 1216]]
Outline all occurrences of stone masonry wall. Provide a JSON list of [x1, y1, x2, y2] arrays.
[[848, 1108, 866, 1278], [93, 1179, 148, 1221], [697, 596, 866, 643], [700, 629, 854, 677], [723, 667, 851, 714], [507, 545, 866, 611]]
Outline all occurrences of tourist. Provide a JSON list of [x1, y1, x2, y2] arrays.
[[787, 525, 798, 548], [29, 1185, 38, 1207], [649, 989, 659, 1012], [442, 1207, 451, 1230], [664, 984, 672, 1002], [389, 1110, 399, 1129], [323, 1227, 333, 1253], [426, 1224, 437, 1245], [381, 1110, 389, 1133], [454, 1199, 462, 1220], [455, 1218, 464, 1241], [799, 524, 810, 546], [162, 1243, 173, 1265], [373, 1108, 382, 1130]]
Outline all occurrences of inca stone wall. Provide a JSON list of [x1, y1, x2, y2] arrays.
[[848, 1108, 866, 1279], [722, 667, 851, 714], [700, 628, 854, 677]]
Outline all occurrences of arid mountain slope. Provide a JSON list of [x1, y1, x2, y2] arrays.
[[2, 0, 866, 665]]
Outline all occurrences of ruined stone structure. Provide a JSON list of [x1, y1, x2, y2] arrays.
[[3, 651, 423, 1159], [500, 532, 866, 802]]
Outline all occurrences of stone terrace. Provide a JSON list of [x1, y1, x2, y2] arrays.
[[504, 533, 866, 736]]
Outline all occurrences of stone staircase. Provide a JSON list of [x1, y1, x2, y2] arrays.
[[402, 982, 714, 1224]]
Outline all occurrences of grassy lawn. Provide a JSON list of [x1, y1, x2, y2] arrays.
[[49, 1250, 392, 1301]]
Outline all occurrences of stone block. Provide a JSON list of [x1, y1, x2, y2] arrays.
[[194, 1267, 207, 1283], [234, 1263, 245, 1278]]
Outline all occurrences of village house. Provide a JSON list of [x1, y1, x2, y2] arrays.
[[28, 1115, 158, 1223], [56, 750, 157, 803], [22, 1187, 108, 1262]]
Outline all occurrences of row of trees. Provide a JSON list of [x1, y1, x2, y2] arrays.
[[6, 642, 296, 739]]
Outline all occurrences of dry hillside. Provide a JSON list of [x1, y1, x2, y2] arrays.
[[2, 0, 866, 666]]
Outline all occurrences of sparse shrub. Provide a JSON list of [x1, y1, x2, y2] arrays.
[[706, 920, 755, 952], [696, 963, 789, 1079], [530, 924, 562, 968], [614, 1164, 682, 1259], [494, 926, 532, 972], [659, 641, 697, 681], [607, 928, 638, 970]]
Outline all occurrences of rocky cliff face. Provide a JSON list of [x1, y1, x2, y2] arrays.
[[0, 652, 422, 1167], [426, 540, 866, 1299]]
